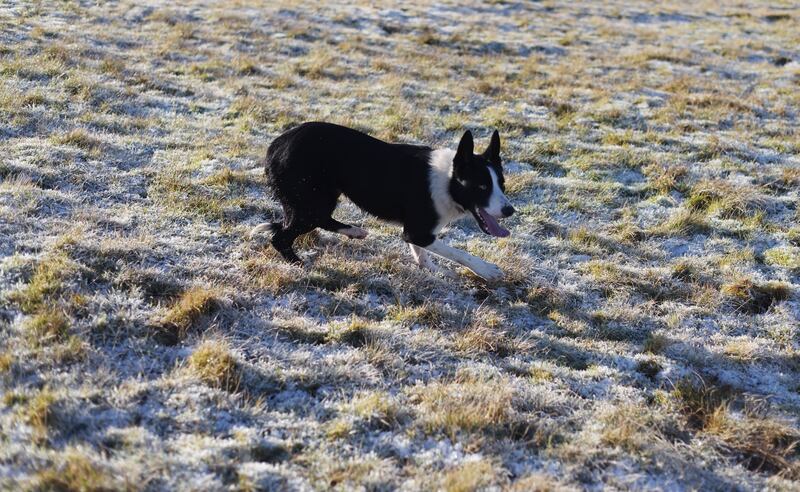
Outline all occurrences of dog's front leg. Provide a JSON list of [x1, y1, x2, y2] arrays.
[[422, 239, 503, 282], [408, 244, 456, 278]]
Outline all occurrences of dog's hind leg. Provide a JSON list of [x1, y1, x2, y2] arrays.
[[271, 220, 315, 264], [321, 217, 367, 240], [249, 222, 281, 240]]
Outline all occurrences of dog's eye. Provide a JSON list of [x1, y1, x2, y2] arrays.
[[478, 184, 488, 190]]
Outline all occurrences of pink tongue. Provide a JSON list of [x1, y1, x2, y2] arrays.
[[478, 208, 510, 237]]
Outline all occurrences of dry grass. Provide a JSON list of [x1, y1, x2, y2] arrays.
[[720, 278, 790, 314], [672, 380, 800, 478], [20, 388, 57, 438], [326, 316, 373, 347], [643, 162, 688, 195], [453, 324, 515, 357], [687, 180, 765, 219], [410, 375, 515, 438], [52, 128, 102, 155], [348, 390, 401, 428], [157, 286, 222, 338], [599, 404, 659, 453], [386, 302, 447, 328], [441, 459, 504, 492], [2, 1, 799, 489], [25, 307, 69, 346], [8, 253, 74, 314], [188, 340, 241, 392], [643, 332, 670, 355], [764, 246, 800, 270], [32, 450, 121, 492], [649, 208, 710, 237], [0, 353, 14, 373]]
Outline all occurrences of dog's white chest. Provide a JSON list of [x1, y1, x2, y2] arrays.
[[428, 149, 464, 232]]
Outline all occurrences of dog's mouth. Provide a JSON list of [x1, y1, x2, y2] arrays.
[[471, 207, 510, 238]]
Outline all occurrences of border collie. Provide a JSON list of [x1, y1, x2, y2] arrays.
[[250, 122, 515, 281]]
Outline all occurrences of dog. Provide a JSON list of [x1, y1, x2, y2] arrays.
[[250, 122, 515, 281]]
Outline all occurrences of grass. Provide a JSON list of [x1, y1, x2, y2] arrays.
[[25, 308, 69, 346], [504, 172, 537, 196], [20, 388, 57, 438], [149, 167, 228, 221], [386, 303, 446, 328], [526, 283, 574, 316], [326, 317, 372, 347], [453, 324, 516, 357], [643, 162, 687, 195], [0, 353, 14, 373], [686, 180, 764, 218], [52, 128, 102, 156], [723, 338, 759, 362], [243, 258, 302, 294], [643, 333, 670, 354], [580, 260, 677, 300], [599, 404, 656, 452], [764, 246, 800, 270], [410, 375, 514, 438], [272, 319, 328, 344], [32, 451, 119, 492], [8, 253, 74, 314], [158, 287, 222, 339], [720, 278, 790, 314], [325, 419, 353, 440], [2, 1, 800, 489], [672, 379, 800, 477], [442, 459, 503, 492], [188, 340, 242, 392], [348, 390, 400, 428], [649, 208, 709, 237]]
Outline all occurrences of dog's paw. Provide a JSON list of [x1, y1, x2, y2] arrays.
[[339, 226, 368, 239], [471, 261, 504, 282]]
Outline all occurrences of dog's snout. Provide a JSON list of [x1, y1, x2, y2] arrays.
[[501, 205, 515, 218]]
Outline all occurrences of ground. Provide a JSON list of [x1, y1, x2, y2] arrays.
[[1, 0, 799, 490]]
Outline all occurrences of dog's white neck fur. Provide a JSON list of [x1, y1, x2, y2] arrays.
[[428, 149, 466, 231]]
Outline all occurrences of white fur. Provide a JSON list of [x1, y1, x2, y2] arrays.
[[249, 222, 274, 239], [424, 239, 503, 281], [409, 243, 453, 276], [420, 149, 505, 282], [484, 167, 512, 217], [337, 226, 367, 239], [428, 149, 466, 232]]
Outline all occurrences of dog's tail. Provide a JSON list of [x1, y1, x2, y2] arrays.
[[249, 221, 282, 240]]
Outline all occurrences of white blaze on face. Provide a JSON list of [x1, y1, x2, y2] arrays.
[[484, 167, 511, 217]]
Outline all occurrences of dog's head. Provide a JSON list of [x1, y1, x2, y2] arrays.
[[449, 130, 514, 237]]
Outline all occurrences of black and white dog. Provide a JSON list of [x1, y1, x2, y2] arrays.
[[251, 122, 515, 281]]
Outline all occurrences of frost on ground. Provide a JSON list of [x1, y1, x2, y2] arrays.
[[1, 0, 799, 490]]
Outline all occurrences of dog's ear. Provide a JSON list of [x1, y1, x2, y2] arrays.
[[483, 130, 501, 165], [456, 130, 474, 158], [453, 130, 474, 176]]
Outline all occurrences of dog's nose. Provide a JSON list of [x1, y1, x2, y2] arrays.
[[501, 205, 515, 217]]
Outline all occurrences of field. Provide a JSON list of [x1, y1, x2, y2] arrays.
[[1, 0, 799, 490]]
